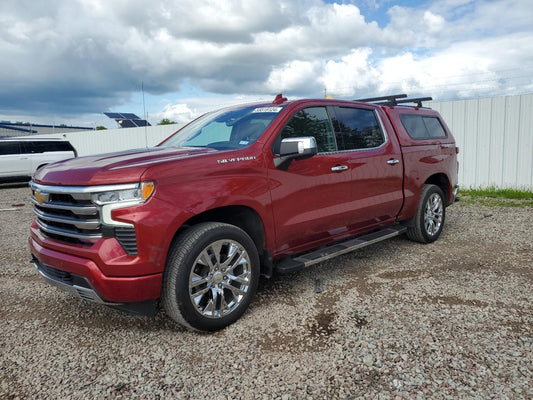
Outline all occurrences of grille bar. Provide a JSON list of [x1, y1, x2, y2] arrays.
[[30, 196, 97, 215], [36, 218, 103, 242], [34, 207, 101, 230]]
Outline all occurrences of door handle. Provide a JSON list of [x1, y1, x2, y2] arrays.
[[387, 159, 400, 165], [331, 165, 348, 172]]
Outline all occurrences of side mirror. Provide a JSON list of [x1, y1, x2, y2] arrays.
[[274, 137, 317, 169]]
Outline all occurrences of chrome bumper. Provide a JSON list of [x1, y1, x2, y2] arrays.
[[452, 185, 460, 202]]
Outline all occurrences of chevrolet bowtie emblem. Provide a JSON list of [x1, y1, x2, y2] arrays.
[[34, 190, 50, 204]]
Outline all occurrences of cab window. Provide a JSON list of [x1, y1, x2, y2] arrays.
[[279, 107, 336, 153], [331, 107, 385, 150]]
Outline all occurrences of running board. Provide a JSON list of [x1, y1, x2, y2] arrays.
[[275, 226, 407, 274]]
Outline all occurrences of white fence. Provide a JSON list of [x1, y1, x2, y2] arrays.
[[431, 94, 533, 190], [21, 124, 182, 157], [20, 93, 533, 189]]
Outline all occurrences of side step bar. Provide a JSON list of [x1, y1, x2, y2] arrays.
[[275, 225, 407, 274]]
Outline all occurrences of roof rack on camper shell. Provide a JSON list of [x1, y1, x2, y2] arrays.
[[355, 94, 433, 108]]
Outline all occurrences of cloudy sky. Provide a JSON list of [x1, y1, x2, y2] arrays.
[[1, 0, 532, 128]]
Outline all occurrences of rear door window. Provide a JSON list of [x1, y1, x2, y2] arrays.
[[0, 142, 22, 155], [21, 141, 75, 153], [331, 107, 385, 150]]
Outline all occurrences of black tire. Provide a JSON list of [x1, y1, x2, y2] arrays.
[[162, 222, 259, 331], [406, 184, 446, 243]]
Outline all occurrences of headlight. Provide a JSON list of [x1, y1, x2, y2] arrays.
[[91, 182, 155, 205], [92, 182, 155, 228]]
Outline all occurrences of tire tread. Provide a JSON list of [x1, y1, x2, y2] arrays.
[[161, 222, 258, 331], [406, 184, 445, 244]]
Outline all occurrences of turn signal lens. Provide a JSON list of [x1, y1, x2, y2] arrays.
[[141, 181, 155, 200]]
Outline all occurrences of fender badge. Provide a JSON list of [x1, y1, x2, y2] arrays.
[[217, 156, 256, 164]]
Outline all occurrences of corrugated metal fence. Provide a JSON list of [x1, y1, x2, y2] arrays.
[[21, 124, 181, 157], [431, 94, 533, 189], [21, 94, 532, 189]]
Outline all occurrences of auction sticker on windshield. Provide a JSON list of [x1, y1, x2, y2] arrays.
[[252, 107, 283, 113]]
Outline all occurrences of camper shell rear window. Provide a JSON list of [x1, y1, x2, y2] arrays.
[[400, 114, 447, 140]]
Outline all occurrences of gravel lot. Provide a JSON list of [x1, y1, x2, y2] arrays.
[[1, 184, 531, 399]]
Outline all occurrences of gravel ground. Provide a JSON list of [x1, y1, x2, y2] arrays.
[[1, 184, 531, 399]]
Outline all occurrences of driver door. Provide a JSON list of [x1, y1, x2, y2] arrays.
[[268, 106, 355, 254]]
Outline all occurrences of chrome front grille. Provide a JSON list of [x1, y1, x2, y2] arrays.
[[30, 185, 103, 245], [30, 181, 139, 253]]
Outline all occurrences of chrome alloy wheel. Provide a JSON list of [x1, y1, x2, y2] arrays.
[[424, 193, 444, 236], [189, 239, 252, 318]]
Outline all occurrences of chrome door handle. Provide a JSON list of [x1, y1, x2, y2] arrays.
[[387, 159, 400, 165], [331, 165, 348, 172]]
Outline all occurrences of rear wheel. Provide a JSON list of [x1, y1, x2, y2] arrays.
[[162, 222, 259, 331], [406, 184, 446, 243]]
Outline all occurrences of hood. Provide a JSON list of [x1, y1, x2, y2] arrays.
[[33, 146, 216, 186]]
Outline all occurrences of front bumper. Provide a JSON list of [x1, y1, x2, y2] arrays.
[[33, 256, 115, 304], [29, 236, 162, 309]]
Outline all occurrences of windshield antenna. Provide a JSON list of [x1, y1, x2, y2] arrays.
[[142, 81, 148, 149]]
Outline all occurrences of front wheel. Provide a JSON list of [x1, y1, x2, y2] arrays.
[[162, 222, 259, 331], [406, 184, 446, 243]]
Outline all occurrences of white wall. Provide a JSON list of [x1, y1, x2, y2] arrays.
[[431, 93, 533, 190], [21, 124, 182, 157], [20, 94, 533, 189]]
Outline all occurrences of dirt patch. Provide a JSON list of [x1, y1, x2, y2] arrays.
[[422, 295, 490, 308], [376, 269, 425, 280]]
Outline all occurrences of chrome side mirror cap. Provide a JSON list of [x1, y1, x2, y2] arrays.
[[274, 137, 317, 169]]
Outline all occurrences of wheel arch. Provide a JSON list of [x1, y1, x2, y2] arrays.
[[401, 175, 449, 228], [171, 205, 273, 277], [425, 173, 451, 205]]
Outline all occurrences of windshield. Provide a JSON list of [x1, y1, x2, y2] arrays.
[[159, 105, 285, 150]]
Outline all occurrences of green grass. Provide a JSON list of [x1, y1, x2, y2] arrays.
[[459, 187, 533, 207], [460, 187, 533, 199]]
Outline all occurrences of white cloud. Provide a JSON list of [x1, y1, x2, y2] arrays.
[[322, 48, 380, 97], [423, 11, 445, 35], [267, 60, 323, 93], [319, 31, 533, 100], [153, 104, 196, 124], [0, 0, 532, 125]]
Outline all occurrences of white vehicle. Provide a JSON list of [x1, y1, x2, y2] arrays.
[[0, 138, 77, 182]]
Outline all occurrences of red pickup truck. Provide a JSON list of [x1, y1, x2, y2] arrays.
[[29, 94, 459, 331]]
